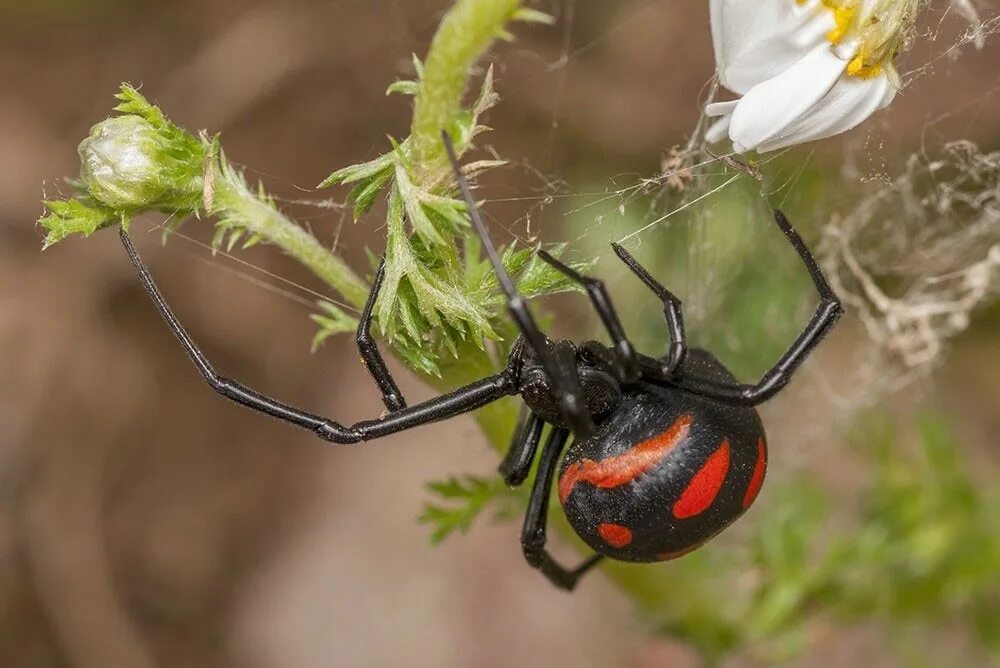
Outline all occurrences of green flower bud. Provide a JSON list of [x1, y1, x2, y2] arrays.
[[79, 116, 167, 208], [78, 107, 206, 213]]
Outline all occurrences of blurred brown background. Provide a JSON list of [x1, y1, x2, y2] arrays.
[[1, 1, 998, 667]]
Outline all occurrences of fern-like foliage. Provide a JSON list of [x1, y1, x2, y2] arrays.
[[418, 475, 517, 545], [319, 66, 587, 375]]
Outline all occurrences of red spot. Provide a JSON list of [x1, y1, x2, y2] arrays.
[[672, 440, 731, 519], [742, 438, 767, 509], [598, 523, 633, 548], [559, 415, 693, 504], [657, 543, 702, 561]]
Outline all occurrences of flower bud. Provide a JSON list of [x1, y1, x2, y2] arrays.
[[78, 114, 203, 211]]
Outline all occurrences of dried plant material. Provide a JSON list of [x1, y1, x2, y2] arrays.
[[661, 145, 695, 192], [820, 140, 1000, 387]]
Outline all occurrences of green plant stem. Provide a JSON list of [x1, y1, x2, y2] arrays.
[[211, 168, 369, 308], [405, 0, 525, 441], [410, 0, 521, 183]]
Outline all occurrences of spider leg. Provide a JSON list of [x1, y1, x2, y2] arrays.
[[536, 250, 640, 383], [442, 131, 595, 439], [499, 409, 544, 487], [521, 426, 603, 591], [670, 210, 843, 406], [611, 242, 687, 376], [356, 257, 407, 412], [120, 228, 516, 444]]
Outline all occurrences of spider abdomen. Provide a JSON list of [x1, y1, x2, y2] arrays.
[[558, 384, 767, 563]]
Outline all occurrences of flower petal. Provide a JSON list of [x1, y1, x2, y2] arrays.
[[705, 100, 738, 117], [704, 100, 737, 143], [752, 72, 895, 152], [705, 116, 732, 144], [728, 42, 846, 153], [711, 0, 834, 94]]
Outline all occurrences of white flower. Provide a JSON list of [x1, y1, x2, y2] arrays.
[[705, 0, 917, 153]]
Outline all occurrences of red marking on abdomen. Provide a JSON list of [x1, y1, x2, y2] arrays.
[[558, 414, 693, 504], [657, 543, 701, 561], [672, 440, 731, 519], [598, 523, 633, 548], [742, 438, 767, 509]]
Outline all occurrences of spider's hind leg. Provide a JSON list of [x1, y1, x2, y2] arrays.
[[521, 426, 603, 591], [739, 209, 843, 402], [670, 210, 843, 406]]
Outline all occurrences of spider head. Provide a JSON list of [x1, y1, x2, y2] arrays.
[[517, 339, 622, 428]]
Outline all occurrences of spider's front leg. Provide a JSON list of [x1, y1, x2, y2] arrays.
[[537, 251, 641, 383], [521, 426, 603, 591], [611, 242, 688, 376], [356, 257, 407, 412]]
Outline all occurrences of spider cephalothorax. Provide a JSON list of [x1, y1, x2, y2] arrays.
[[516, 339, 624, 428], [117, 132, 842, 590]]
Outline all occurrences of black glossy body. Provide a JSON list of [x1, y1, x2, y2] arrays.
[[558, 350, 767, 562]]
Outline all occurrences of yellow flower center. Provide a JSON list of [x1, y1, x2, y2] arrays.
[[847, 49, 884, 79], [799, 0, 917, 81], [824, 0, 858, 44]]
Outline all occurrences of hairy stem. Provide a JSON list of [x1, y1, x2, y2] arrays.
[[405, 0, 525, 442], [410, 0, 521, 183], [212, 168, 369, 308]]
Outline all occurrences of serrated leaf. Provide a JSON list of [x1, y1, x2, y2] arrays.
[[310, 300, 360, 352], [113, 84, 168, 130], [38, 197, 119, 248], [348, 169, 393, 220], [318, 145, 401, 189], [473, 65, 499, 118], [394, 166, 448, 247], [418, 475, 512, 545], [517, 248, 595, 299]]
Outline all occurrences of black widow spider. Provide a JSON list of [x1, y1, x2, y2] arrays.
[[118, 132, 843, 591]]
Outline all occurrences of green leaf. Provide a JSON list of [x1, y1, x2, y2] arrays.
[[113, 84, 169, 129], [310, 300, 360, 352], [394, 164, 448, 247], [517, 247, 593, 298], [347, 168, 394, 220], [38, 197, 120, 248], [418, 475, 513, 545], [317, 144, 401, 189]]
